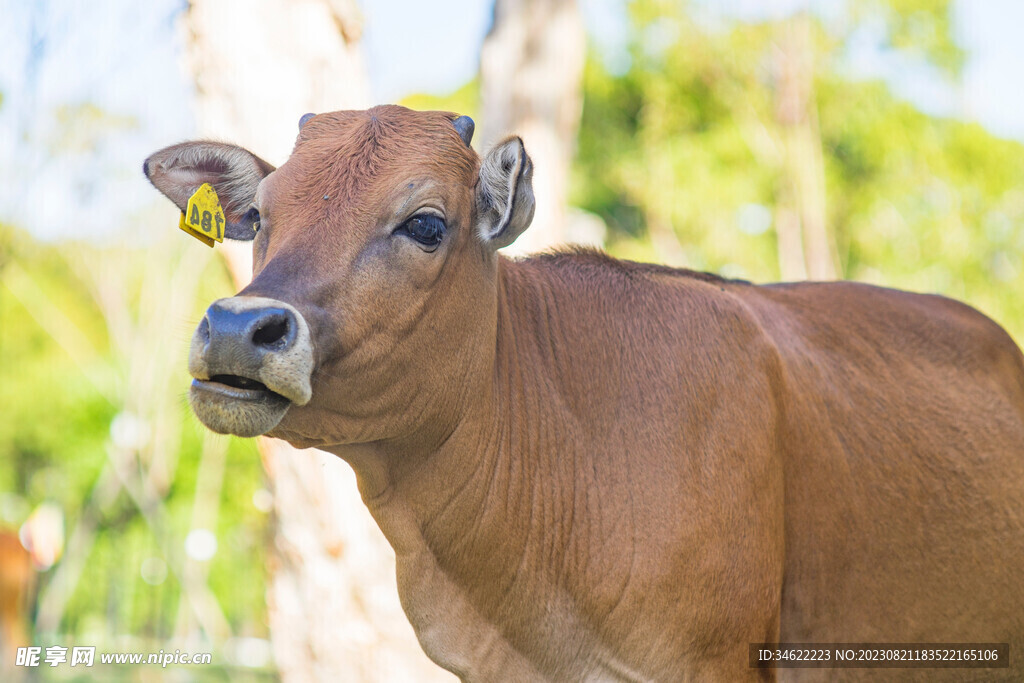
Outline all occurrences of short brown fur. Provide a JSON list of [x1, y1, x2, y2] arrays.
[[145, 105, 1024, 681]]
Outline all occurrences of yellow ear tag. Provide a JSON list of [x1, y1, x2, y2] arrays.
[[178, 183, 226, 247]]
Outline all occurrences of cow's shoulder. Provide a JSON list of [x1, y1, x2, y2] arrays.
[[510, 248, 781, 393]]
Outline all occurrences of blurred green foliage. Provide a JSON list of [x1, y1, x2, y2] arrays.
[[1, 225, 271, 677], [854, 0, 964, 75], [572, 0, 1024, 341]]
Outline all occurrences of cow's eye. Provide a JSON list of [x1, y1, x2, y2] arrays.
[[398, 214, 445, 249], [245, 207, 261, 233]]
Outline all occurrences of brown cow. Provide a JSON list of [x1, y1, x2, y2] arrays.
[[0, 530, 33, 676], [144, 105, 1024, 681]]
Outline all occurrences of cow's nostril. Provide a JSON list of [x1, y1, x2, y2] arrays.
[[252, 316, 290, 347], [204, 302, 297, 358], [197, 316, 210, 343]]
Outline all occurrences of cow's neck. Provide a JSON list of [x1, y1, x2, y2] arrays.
[[358, 257, 576, 562], [331, 257, 586, 674]]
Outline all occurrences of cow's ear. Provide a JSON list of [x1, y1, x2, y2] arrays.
[[476, 136, 535, 249], [143, 141, 274, 241]]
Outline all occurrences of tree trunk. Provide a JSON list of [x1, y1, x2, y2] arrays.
[[479, 0, 589, 254], [773, 14, 837, 281], [182, 1, 452, 679]]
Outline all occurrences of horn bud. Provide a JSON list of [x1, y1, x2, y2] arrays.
[[452, 115, 475, 147]]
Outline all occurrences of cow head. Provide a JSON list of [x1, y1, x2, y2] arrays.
[[144, 106, 535, 447]]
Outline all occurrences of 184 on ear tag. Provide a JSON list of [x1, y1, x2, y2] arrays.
[[179, 183, 226, 247]]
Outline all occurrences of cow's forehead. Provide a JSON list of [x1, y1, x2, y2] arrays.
[[265, 106, 479, 212], [296, 107, 476, 174]]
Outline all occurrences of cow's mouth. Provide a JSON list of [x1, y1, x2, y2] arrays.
[[194, 375, 289, 402], [209, 374, 281, 396], [189, 375, 292, 437], [187, 296, 314, 438]]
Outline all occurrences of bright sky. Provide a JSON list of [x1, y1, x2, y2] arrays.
[[0, 0, 1022, 241]]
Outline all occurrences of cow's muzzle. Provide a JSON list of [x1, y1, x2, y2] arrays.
[[188, 296, 314, 437]]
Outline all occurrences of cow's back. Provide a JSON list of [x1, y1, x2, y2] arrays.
[[743, 280, 1024, 677]]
